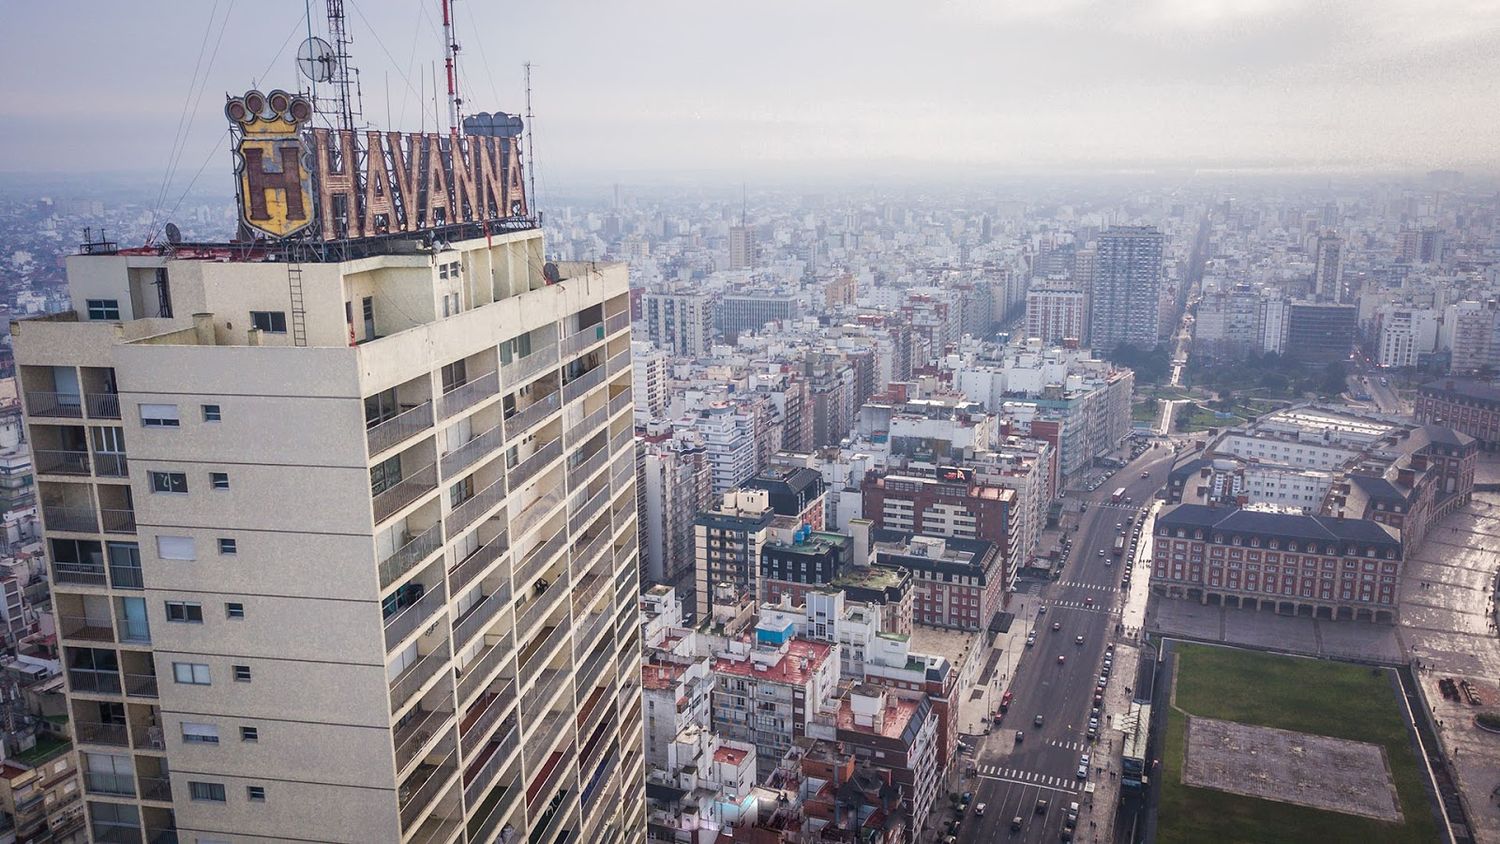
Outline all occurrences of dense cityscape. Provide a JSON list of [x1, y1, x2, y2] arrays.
[[0, 3, 1497, 844]]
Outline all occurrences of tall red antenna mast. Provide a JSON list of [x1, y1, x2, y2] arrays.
[[440, 0, 463, 134]]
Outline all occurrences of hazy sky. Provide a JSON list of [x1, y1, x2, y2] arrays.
[[2, 0, 1498, 187]]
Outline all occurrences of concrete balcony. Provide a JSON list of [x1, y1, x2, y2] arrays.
[[83, 770, 135, 798], [448, 530, 508, 596], [447, 475, 506, 537], [138, 774, 172, 804], [74, 719, 129, 747], [561, 322, 606, 358], [367, 401, 434, 457], [605, 349, 630, 377], [455, 638, 513, 708], [518, 624, 568, 676], [58, 614, 114, 644], [383, 583, 449, 652], [100, 507, 137, 535], [86, 392, 122, 420], [34, 449, 90, 477], [572, 612, 612, 662], [467, 776, 521, 844], [398, 749, 458, 832], [521, 668, 570, 723], [568, 487, 610, 536], [391, 640, 452, 716], [609, 426, 634, 456], [502, 391, 561, 441], [500, 345, 558, 390], [452, 583, 513, 651], [24, 391, 83, 419], [513, 527, 567, 589], [394, 706, 455, 773], [439, 370, 500, 420], [53, 560, 107, 587], [604, 311, 630, 336], [374, 463, 440, 524], [124, 672, 159, 699], [562, 365, 605, 405], [379, 522, 445, 591], [67, 668, 121, 696], [517, 572, 569, 634], [567, 405, 609, 447], [509, 437, 562, 490], [460, 686, 516, 758], [511, 483, 564, 541], [42, 504, 97, 534], [610, 449, 635, 492], [567, 446, 608, 493], [93, 452, 130, 478], [440, 425, 502, 480], [462, 720, 520, 809], [607, 390, 631, 419]]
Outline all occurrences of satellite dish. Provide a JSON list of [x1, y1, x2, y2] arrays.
[[542, 262, 561, 284], [296, 37, 335, 83], [164, 223, 182, 245]]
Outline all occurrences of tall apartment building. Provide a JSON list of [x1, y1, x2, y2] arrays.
[[860, 468, 1016, 593], [1024, 282, 1087, 345], [643, 291, 715, 357], [719, 292, 801, 344], [710, 634, 839, 780], [637, 427, 713, 602], [1398, 227, 1444, 264], [1311, 230, 1345, 302], [629, 340, 669, 423], [728, 225, 756, 271], [1375, 308, 1439, 368], [19, 227, 645, 842], [1284, 302, 1357, 363], [692, 490, 776, 620], [1088, 226, 1164, 350]]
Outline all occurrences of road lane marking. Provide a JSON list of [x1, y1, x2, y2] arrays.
[[974, 770, 1082, 794]]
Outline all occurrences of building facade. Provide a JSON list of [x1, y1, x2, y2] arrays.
[[643, 291, 715, 357], [1088, 226, 1164, 350]]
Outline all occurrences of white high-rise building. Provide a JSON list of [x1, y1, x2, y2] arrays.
[[1024, 281, 1087, 344], [20, 227, 646, 842], [1088, 226, 1163, 350]]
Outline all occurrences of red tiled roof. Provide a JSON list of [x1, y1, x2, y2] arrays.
[[713, 639, 833, 685], [642, 661, 687, 691], [714, 745, 749, 766], [836, 695, 921, 739]]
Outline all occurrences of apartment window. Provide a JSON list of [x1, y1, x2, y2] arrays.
[[209, 472, 230, 491], [166, 601, 204, 623], [140, 404, 181, 428], [240, 726, 259, 742], [441, 359, 468, 392], [156, 535, 197, 560], [86, 298, 122, 320], [232, 665, 252, 682], [202, 404, 222, 422], [150, 471, 188, 494], [225, 602, 245, 620], [181, 722, 220, 745], [217, 538, 237, 555], [249, 311, 287, 333], [173, 662, 211, 685], [189, 781, 227, 803], [370, 456, 403, 496], [246, 785, 266, 802], [449, 475, 474, 508]]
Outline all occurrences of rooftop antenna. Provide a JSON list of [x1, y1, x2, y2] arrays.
[[440, 0, 463, 135], [525, 61, 538, 220], [324, 0, 359, 133]]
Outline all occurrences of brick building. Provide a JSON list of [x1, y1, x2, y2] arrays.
[[1416, 379, 1500, 448], [860, 468, 1015, 588], [870, 530, 1005, 630]]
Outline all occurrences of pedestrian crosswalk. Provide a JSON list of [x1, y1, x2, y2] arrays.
[[1048, 738, 1088, 752], [974, 764, 1083, 792], [1057, 580, 1115, 592], [1049, 599, 1107, 611]]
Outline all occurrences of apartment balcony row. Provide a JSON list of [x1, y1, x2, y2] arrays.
[[380, 522, 445, 591], [440, 424, 503, 480], [448, 475, 507, 538], [391, 639, 453, 716], [573, 531, 612, 582], [25, 391, 121, 421], [518, 623, 568, 677], [500, 344, 559, 391], [384, 582, 449, 652], [574, 681, 616, 742], [394, 705, 455, 773], [503, 393, 562, 445], [460, 684, 517, 759], [605, 349, 630, 378], [34, 449, 128, 479], [604, 311, 630, 337], [463, 720, 520, 808], [512, 483, 565, 541], [522, 711, 569, 774], [561, 322, 607, 358], [452, 583, 513, 651], [568, 405, 609, 448], [509, 437, 562, 491], [562, 366, 606, 406], [374, 463, 440, 524], [440, 370, 500, 420], [574, 646, 613, 697], [448, 530, 509, 596], [516, 572, 569, 635], [572, 612, 612, 662], [522, 667, 571, 722], [607, 389, 631, 419], [466, 774, 522, 844], [456, 637, 514, 707], [368, 401, 434, 457], [567, 446, 609, 493], [514, 526, 568, 589], [568, 487, 610, 536], [399, 749, 459, 832]]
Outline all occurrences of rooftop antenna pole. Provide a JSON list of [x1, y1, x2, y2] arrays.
[[440, 0, 463, 135], [525, 61, 537, 219], [324, 0, 357, 133]]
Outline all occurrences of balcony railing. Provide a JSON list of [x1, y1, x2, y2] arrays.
[[100, 508, 136, 535], [86, 392, 122, 420], [569, 405, 609, 446], [452, 583, 513, 650], [394, 706, 454, 772], [562, 323, 606, 357], [568, 487, 610, 535], [379, 522, 444, 591], [502, 392, 561, 441], [53, 561, 107, 587], [34, 449, 90, 476], [615, 531, 638, 564], [512, 483, 565, 540], [461, 689, 516, 757], [522, 667, 570, 719], [522, 710, 567, 768], [68, 668, 121, 695], [469, 777, 522, 844], [93, 452, 129, 478], [562, 366, 605, 405], [519, 623, 569, 676], [501, 345, 559, 389], [509, 437, 562, 490], [463, 722, 520, 808], [440, 425, 502, 479], [399, 750, 458, 830], [605, 311, 630, 336], [607, 390, 631, 418], [367, 401, 434, 456], [517, 577, 569, 639], [610, 427, 634, 456], [567, 447, 609, 492], [42, 505, 97, 533], [573, 612, 612, 660], [440, 370, 500, 420], [89, 824, 143, 844], [514, 527, 567, 589], [448, 475, 507, 536], [24, 392, 83, 419], [73, 719, 129, 747], [373, 462, 439, 524], [58, 615, 113, 643], [605, 350, 630, 377], [574, 530, 611, 578], [124, 673, 159, 698], [610, 450, 635, 491], [84, 771, 135, 797], [391, 640, 452, 715], [449, 530, 508, 595], [138, 775, 171, 803], [456, 640, 513, 706], [383, 582, 448, 651]]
